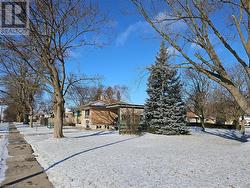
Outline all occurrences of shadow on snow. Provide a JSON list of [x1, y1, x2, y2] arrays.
[[204, 129, 250, 143], [72, 131, 117, 138], [1, 135, 140, 187]]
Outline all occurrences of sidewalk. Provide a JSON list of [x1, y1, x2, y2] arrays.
[[1, 124, 53, 188]]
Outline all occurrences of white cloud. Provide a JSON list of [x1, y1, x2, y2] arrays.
[[115, 12, 187, 47], [154, 12, 187, 33], [167, 46, 180, 55], [67, 49, 81, 59], [190, 43, 202, 50], [115, 21, 154, 46]]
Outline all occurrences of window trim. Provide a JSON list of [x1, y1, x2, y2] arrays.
[[85, 109, 90, 118]]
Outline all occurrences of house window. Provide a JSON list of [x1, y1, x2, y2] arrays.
[[75, 110, 81, 117], [85, 110, 90, 118], [139, 115, 143, 122]]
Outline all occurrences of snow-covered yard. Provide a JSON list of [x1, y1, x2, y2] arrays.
[[0, 123, 8, 184], [16, 124, 250, 188]]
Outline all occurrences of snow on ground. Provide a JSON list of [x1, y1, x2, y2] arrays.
[[17, 124, 250, 188], [0, 123, 9, 184]]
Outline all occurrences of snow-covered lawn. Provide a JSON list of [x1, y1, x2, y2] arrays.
[[0, 123, 8, 184], [17, 124, 250, 188]]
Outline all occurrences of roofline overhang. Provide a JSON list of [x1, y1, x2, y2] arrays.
[[106, 104, 144, 109]]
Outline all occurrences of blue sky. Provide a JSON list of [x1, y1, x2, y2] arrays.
[[65, 1, 247, 105], [67, 0, 162, 104]]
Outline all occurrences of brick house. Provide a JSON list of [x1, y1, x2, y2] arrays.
[[74, 100, 144, 131]]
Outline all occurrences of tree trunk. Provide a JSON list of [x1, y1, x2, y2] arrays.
[[17, 112, 22, 122], [226, 85, 250, 115], [53, 93, 64, 138], [29, 105, 33, 128], [29, 114, 33, 128], [201, 118, 205, 132], [200, 111, 205, 131], [23, 113, 29, 124], [241, 124, 246, 135]]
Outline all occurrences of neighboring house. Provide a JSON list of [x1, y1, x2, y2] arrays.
[[186, 111, 216, 124], [37, 108, 75, 126], [240, 116, 250, 125], [64, 109, 74, 125], [186, 112, 200, 123], [205, 117, 216, 124], [38, 113, 53, 126], [74, 100, 144, 131]]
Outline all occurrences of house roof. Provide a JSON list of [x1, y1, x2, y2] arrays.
[[75, 100, 144, 110], [76, 100, 107, 109], [186, 111, 216, 121], [106, 102, 144, 109], [186, 111, 199, 118]]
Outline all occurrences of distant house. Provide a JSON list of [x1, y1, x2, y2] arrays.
[[74, 100, 144, 132], [186, 112, 200, 123], [205, 117, 216, 124], [186, 111, 216, 124], [64, 109, 74, 125], [239, 116, 250, 125], [37, 108, 75, 126]]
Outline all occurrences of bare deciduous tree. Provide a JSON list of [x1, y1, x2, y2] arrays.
[[67, 84, 100, 106], [209, 64, 247, 124], [185, 69, 211, 131], [1, 0, 109, 138], [131, 0, 250, 115], [210, 85, 244, 124], [96, 85, 129, 103], [67, 84, 129, 107], [0, 59, 42, 127]]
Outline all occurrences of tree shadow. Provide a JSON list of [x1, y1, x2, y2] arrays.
[[0, 126, 9, 133], [9, 129, 116, 138], [45, 136, 138, 170], [0, 131, 9, 134], [72, 130, 117, 138], [25, 130, 79, 137], [204, 129, 250, 143], [1, 136, 140, 187], [15, 124, 29, 128]]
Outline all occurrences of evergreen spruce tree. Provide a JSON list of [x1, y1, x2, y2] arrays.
[[144, 42, 189, 135]]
